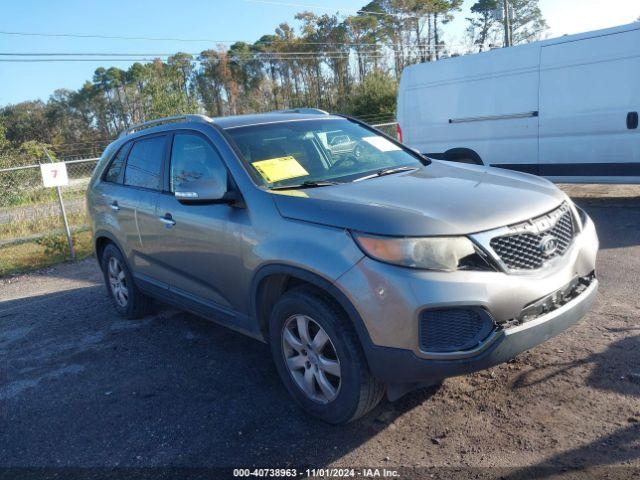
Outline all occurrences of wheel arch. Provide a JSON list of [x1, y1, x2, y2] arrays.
[[94, 230, 128, 271], [443, 147, 484, 165], [250, 264, 374, 354]]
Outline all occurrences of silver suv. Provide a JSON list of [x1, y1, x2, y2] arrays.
[[87, 112, 599, 423]]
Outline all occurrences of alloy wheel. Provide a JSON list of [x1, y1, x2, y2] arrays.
[[281, 314, 342, 404], [108, 257, 129, 308]]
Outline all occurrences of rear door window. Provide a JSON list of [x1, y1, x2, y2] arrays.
[[103, 143, 130, 183], [124, 136, 166, 190]]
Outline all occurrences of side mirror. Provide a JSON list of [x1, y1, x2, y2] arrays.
[[174, 178, 234, 204]]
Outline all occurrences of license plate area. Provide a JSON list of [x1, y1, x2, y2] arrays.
[[505, 272, 596, 328]]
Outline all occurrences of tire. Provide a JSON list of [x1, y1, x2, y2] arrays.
[[269, 286, 385, 424], [100, 243, 153, 319]]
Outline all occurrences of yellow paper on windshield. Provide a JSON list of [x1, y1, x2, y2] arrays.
[[252, 156, 309, 183]]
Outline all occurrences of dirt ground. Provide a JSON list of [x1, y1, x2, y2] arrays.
[[1, 184, 639, 479]]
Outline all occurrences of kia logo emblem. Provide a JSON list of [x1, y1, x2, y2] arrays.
[[539, 235, 559, 257]]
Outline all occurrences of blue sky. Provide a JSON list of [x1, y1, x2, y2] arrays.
[[1, 0, 638, 105]]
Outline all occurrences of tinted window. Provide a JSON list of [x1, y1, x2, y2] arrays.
[[170, 134, 227, 192], [104, 144, 129, 183], [124, 136, 165, 190]]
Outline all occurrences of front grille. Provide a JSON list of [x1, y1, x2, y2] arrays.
[[490, 204, 576, 270], [419, 308, 495, 353]]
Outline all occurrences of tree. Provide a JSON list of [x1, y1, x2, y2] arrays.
[[466, 0, 546, 48], [0, 117, 10, 153], [466, 0, 499, 52], [2, 0, 545, 161], [0, 101, 51, 145], [314, 13, 352, 109], [509, 0, 548, 44], [295, 11, 329, 108], [345, 12, 380, 81], [198, 50, 228, 116], [431, 0, 463, 59], [346, 71, 397, 118]]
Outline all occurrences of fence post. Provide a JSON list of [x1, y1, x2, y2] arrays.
[[43, 147, 75, 260]]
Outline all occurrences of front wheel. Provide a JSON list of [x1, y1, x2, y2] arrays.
[[269, 287, 385, 423]]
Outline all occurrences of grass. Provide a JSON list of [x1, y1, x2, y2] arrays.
[[2, 187, 60, 209], [0, 207, 89, 241], [0, 168, 93, 208], [0, 183, 92, 276], [0, 185, 89, 242], [0, 230, 94, 277]]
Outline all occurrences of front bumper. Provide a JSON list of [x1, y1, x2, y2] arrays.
[[335, 212, 599, 384], [361, 277, 597, 384]]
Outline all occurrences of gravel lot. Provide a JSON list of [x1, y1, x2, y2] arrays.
[[1, 185, 639, 479]]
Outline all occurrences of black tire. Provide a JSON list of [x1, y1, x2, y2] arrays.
[[269, 286, 385, 424], [100, 243, 153, 319]]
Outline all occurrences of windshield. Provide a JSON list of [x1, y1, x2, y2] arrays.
[[225, 118, 424, 188]]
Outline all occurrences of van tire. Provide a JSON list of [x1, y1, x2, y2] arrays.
[[269, 286, 385, 423], [444, 148, 483, 165], [100, 244, 153, 319]]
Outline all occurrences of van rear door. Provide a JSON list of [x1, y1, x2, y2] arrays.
[[539, 27, 640, 182]]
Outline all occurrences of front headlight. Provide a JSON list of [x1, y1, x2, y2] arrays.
[[352, 232, 491, 271]]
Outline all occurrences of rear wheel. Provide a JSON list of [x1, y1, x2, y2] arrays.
[[269, 286, 385, 423], [100, 244, 152, 319]]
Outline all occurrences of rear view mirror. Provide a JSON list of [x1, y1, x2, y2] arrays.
[[174, 178, 232, 204]]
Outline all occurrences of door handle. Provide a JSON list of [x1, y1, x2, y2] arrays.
[[627, 112, 638, 130], [159, 214, 176, 227], [110, 201, 120, 211]]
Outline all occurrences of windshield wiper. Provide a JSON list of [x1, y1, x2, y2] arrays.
[[269, 180, 342, 190], [352, 166, 418, 182]]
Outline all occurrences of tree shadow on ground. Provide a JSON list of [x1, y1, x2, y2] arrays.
[[0, 286, 437, 470], [504, 332, 640, 478]]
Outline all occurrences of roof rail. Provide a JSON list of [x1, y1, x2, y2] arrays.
[[118, 114, 213, 138], [274, 108, 329, 115]]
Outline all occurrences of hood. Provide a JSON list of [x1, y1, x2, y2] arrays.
[[270, 161, 566, 236]]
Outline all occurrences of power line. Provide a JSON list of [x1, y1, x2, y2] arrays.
[[0, 58, 367, 63], [0, 45, 461, 64], [0, 30, 238, 43], [0, 53, 457, 63], [0, 30, 444, 48], [0, 58, 171, 62], [0, 52, 195, 56], [0, 45, 454, 59]]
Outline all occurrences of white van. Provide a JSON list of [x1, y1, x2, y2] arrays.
[[397, 22, 640, 183]]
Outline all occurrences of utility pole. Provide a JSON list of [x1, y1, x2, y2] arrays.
[[502, 0, 512, 47]]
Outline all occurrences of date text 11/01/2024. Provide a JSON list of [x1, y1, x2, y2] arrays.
[[233, 468, 400, 477]]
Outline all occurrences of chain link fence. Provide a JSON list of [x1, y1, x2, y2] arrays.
[[0, 119, 398, 276], [0, 157, 99, 275]]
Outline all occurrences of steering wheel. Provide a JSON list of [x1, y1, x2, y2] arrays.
[[330, 155, 358, 171]]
